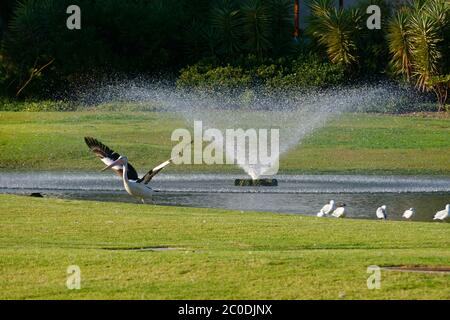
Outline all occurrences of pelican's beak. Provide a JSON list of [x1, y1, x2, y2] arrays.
[[101, 158, 123, 171]]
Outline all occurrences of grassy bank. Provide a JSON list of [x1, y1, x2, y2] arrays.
[[0, 111, 449, 174], [0, 194, 449, 299]]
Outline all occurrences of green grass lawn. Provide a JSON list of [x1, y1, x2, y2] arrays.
[[0, 194, 449, 299], [0, 111, 449, 174]]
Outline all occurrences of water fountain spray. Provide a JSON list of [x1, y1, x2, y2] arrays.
[[72, 80, 421, 185]]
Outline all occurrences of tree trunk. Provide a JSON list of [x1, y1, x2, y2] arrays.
[[294, 0, 300, 38], [339, 0, 344, 10]]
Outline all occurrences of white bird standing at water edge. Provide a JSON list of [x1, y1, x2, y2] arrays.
[[331, 203, 346, 218], [433, 204, 449, 221], [402, 208, 415, 219], [376, 205, 387, 220], [317, 200, 335, 217], [84, 137, 180, 203]]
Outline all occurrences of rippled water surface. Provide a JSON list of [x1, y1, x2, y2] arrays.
[[1, 172, 449, 222]]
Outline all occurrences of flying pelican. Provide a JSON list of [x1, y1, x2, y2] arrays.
[[433, 204, 449, 221], [376, 205, 387, 220], [84, 137, 179, 203], [402, 208, 415, 219], [317, 200, 335, 217], [331, 203, 346, 218]]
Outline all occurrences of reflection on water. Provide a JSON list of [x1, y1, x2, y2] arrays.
[[1, 172, 449, 222]]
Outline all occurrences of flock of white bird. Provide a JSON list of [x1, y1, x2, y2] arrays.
[[317, 200, 450, 221]]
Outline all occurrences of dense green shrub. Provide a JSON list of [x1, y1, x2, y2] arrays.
[[265, 55, 346, 88], [177, 64, 252, 93], [90, 102, 161, 112], [177, 54, 346, 93], [0, 99, 75, 111]]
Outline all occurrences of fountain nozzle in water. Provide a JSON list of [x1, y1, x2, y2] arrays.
[[234, 164, 278, 186], [234, 178, 278, 187]]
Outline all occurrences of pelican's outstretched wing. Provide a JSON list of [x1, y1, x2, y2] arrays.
[[136, 140, 193, 185], [84, 137, 139, 181], [137, 159, 172, 184]]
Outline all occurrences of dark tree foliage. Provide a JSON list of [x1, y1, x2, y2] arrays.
[[2, 0, 187, 96], [0, 0, 22, 40], [1, 0, 295, 97]]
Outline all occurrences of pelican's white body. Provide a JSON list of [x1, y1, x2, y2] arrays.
[[402, 208, 415, 219], [112, 157, 161, 203], [317, 200, 335, 217], [433, 204, 450, 221], [122, 174, 154, 201], [376, 205, 387, 220], [332, 206, 346, 218]]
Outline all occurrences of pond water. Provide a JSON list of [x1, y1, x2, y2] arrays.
[[0, 172, 449, 222]]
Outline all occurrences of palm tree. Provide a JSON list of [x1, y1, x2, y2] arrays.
[[209, 0, 292, 58], [387, 0, 450, 110], [307, 0, 363, 67], [387, 9, 413, 81], [240, 0, 272, 57], [210, 0, 243, 56]]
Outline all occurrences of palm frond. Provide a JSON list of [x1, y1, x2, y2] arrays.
[[409, 6, 444, 91], [387, 10, 414, 80], [210, 0, 243, 56], [240, 0, 272, 57], [307, 1, 361, 67]]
